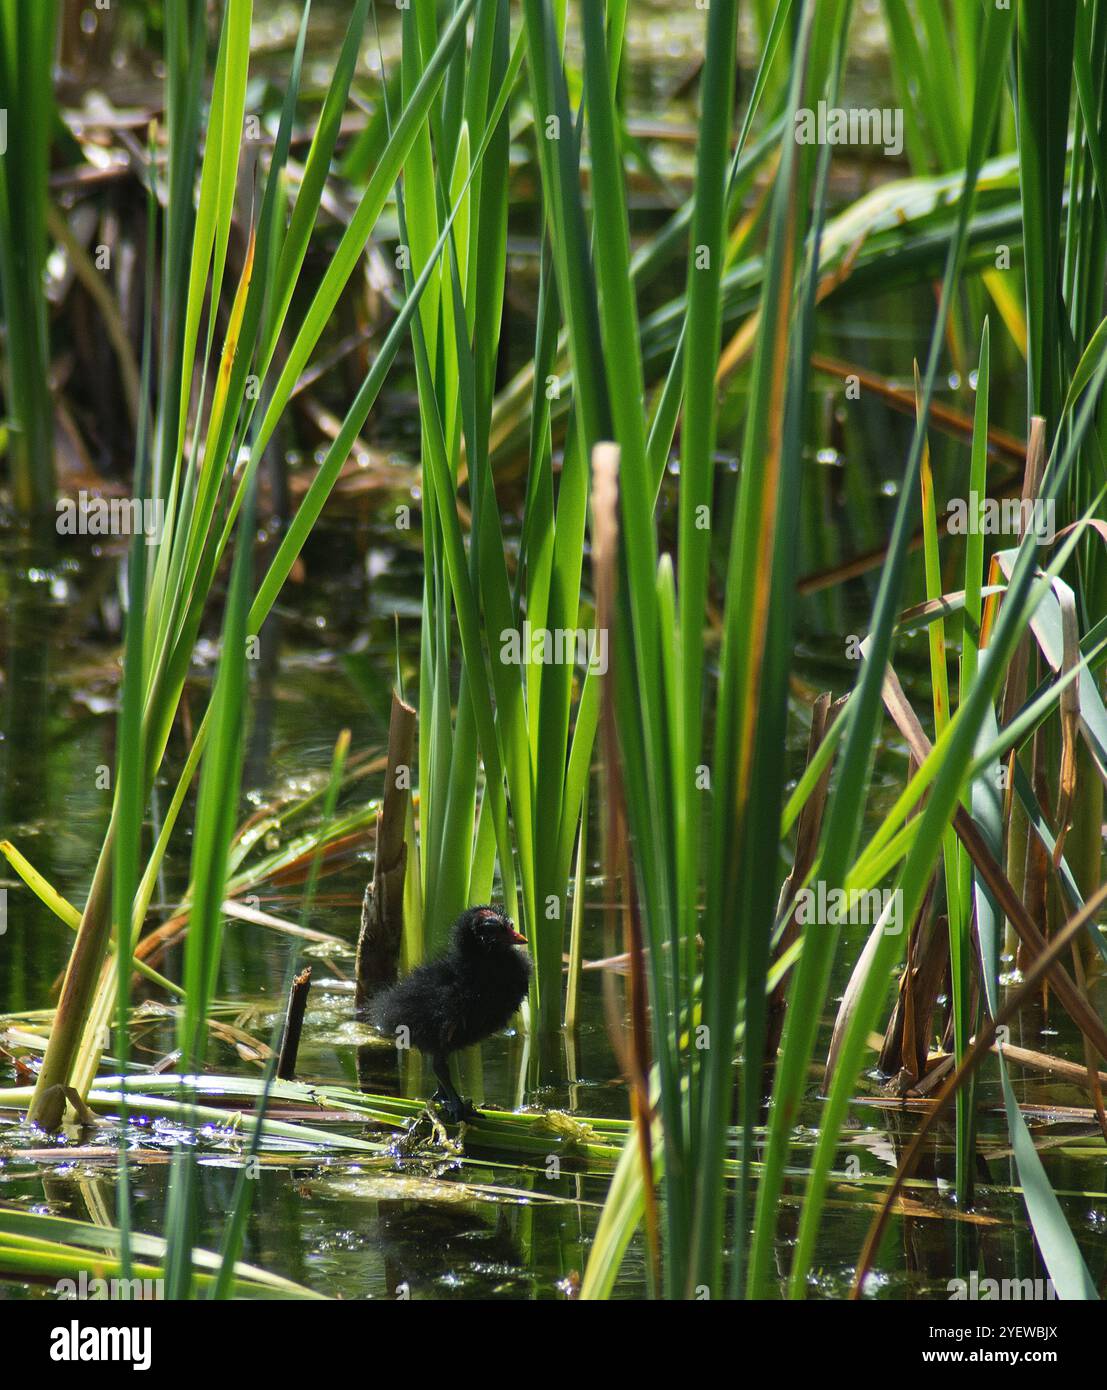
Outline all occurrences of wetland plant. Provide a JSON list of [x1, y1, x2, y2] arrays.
[[1, 0, 1106, 1306]]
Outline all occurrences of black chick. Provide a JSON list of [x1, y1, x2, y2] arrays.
[[374, 905, 530, 1122]]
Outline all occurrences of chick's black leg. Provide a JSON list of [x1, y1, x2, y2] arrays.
[[429, 1051, 454, 1106], [431, 1053, 478, 1123]]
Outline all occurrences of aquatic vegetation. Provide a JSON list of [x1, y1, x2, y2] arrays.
[[1, 0, 1106, 1306], [0, 0, 57, 517]]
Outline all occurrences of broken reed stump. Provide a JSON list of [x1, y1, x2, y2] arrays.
[[877, 901, 948, 1088], [355, 690, 416, 1015], [877, 751, 949, 1090], [276, 966, 312, 1081]]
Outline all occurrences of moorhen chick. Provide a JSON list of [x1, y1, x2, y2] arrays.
[[374, 905, 530, 1122]]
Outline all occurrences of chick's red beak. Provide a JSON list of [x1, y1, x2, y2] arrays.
[[508, 923, 527, 944]]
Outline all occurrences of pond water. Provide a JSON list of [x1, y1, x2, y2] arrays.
[[3, 490, 1105, 1300]]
